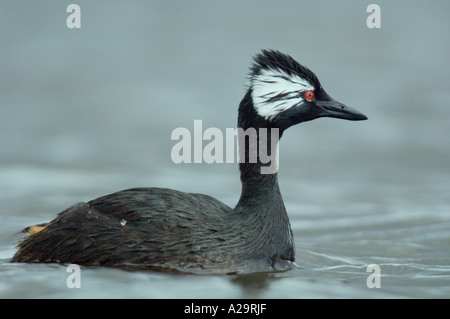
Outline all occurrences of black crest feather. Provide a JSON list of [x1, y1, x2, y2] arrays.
[[250, 49, 321, 88]]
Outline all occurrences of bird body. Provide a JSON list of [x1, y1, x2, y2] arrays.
[[12, 50, 367, 274]]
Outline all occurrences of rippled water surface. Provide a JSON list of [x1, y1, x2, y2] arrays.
[[1, 1, 449, 298]]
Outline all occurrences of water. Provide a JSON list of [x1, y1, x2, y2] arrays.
[[1, 0, 449, 298]]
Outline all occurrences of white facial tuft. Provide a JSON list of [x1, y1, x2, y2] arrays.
[[251, 68, 314, 120]]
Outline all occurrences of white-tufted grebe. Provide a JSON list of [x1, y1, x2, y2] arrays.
[[12, 50, 367, 274]]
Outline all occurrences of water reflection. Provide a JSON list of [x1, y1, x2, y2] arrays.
[[231, 272, 276, 295]]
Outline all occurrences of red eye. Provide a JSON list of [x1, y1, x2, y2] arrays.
[[304, 90, 314, 101]]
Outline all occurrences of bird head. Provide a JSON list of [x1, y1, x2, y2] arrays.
[[239, 50, 367, 132]]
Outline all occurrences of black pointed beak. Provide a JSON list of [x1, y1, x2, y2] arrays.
[[316, 99, 368, 121]]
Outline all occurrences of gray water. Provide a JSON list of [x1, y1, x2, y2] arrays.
[[1, 0, 449, 298]]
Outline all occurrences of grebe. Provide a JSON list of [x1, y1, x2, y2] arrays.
[[12, 50, 367, 274]]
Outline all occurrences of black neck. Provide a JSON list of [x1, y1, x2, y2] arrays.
[[234, 90, 284, 212], [231, 90, 294, 263]]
